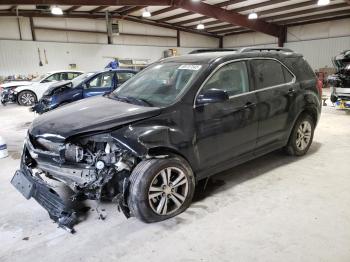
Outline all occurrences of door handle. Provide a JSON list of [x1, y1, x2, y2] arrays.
[[287, 88, 296, 96], [244, 102, 256, 109]]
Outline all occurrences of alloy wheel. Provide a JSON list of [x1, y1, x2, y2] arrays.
[[20, 92, 35, 106], [148, 167, 189, 216], [296, 120, 312, 150]]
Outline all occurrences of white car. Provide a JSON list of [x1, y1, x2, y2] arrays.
[[2, 71, 83, 106]]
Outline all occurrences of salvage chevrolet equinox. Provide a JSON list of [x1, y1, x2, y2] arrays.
[[11, 48, 322, 232]]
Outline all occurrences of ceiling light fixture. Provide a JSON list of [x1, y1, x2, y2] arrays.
[[317, 0, 330, 6], [191, 0, 201, 2], [248, 12, 258, 19], [197, 22, 205, 30], [51, 5, 63, 15], [142, 8, 151, 18]]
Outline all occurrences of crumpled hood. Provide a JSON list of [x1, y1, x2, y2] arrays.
[[29, 96, 161, 140], [42, 80, 72, 97], [1, 81, 32, 88]]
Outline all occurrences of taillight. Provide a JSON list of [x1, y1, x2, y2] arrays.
[[316, 79, 322, 98]]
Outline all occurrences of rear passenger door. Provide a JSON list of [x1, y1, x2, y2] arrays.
[[249, 59, 297, 153], [83, 71, 116, 98]]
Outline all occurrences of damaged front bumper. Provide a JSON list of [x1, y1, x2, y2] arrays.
[[11, 167, 77, 232], [11, 134, 134, 232], [31, 97, 54, 114], [1, 89, 17, 105]]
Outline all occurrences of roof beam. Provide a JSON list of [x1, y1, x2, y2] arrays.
[[191, 0, 344, 30], [0, 0, 173, 6], [214, 27, 248, 35], [151, 6, 177, 16], [281, 14, 350, 27], [0, 10, 220, 38], [119, 6, 145, 15], [173, 0, 283, 37], [89, 6, 107, 13], [215, 0, 246, 8], [265, 3, 349, 21], [157, 0, 246, 23], [196, 0, 316, 28], [66, 5, 81, 13], [157, 11, 194, 22], [173, 15, 210, 26], [258, 0, 318, 16], [9, 5, 17, 12], [177, 0, 290, 26], [277, 9, 350, 24], [113, 6, 133, 13], [206, 24, 238, 31]]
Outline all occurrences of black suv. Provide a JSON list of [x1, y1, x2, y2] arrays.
[[11, 48, 321, 232]]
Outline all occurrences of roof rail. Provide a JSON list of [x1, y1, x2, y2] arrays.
[[189, 48, 237, 54], [238, 47, 293, 53]]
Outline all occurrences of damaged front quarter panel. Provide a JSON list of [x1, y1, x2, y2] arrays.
[[13, 123, 180, 232]]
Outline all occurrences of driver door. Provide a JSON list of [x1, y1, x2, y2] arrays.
[[194, 60, 258, 171], [83, 71, 115, 98]]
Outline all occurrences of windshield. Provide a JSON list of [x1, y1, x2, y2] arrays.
[[112, 63, 205, 107], [32, 73, 50, 82], [71, 72, 96, 87]]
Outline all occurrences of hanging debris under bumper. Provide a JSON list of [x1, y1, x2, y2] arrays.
[[11, 168, 77, 233]]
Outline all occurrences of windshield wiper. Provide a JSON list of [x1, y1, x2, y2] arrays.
[[108, 94, 153, 107]]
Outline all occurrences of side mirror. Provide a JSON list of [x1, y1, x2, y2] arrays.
[[196, 88, 229, 105], [82, 83, 88, 89]]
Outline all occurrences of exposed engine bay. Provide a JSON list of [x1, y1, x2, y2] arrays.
[[13, 132, 142, 232], [328, 50, 350, 102]]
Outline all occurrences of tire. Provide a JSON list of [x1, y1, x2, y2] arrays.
[[128, 156, 195, 223], [330, 94, 338, 103], [285, 113, 315, 156], [18, 91, 37, 106]]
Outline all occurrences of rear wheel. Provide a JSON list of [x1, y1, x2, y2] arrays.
[[285, 114, 315, 156], [128, 156, 195, 223], [18, 91, 37, 106]]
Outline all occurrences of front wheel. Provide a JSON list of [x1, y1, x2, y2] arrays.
[[128, 156, 195, 223], [285, 114, 315, 156], [18, 91, 37, 106]]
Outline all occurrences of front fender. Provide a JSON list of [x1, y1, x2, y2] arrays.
[[110, 124, 188, 159]]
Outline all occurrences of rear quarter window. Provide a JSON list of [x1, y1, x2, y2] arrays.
[[283, 57, 315, 81]]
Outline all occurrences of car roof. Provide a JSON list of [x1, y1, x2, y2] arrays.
[[161, 49, 302, 64], [102, 68, 138, 73], [46, 70, 84, 74]]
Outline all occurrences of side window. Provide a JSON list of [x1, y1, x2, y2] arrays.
[[282, 67, 294, 83], [73, 73, 81, 78], [251, 59, 286, 89], [201, 61, 249, 96], [66, 73, 78, 80], [117, 72, 135, 85], [44, 73, 60, 82], [60, 73, 68, 81], [87, 72, 114, 88]]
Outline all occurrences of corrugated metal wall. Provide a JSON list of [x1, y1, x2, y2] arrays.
[[285, 36, 350, 69], [0, 16, 220, 76], [0, 40, 198, 76], [223, 18, 350, 69]]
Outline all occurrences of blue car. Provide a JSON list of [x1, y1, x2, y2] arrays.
[[32, 69, 137, 113]]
